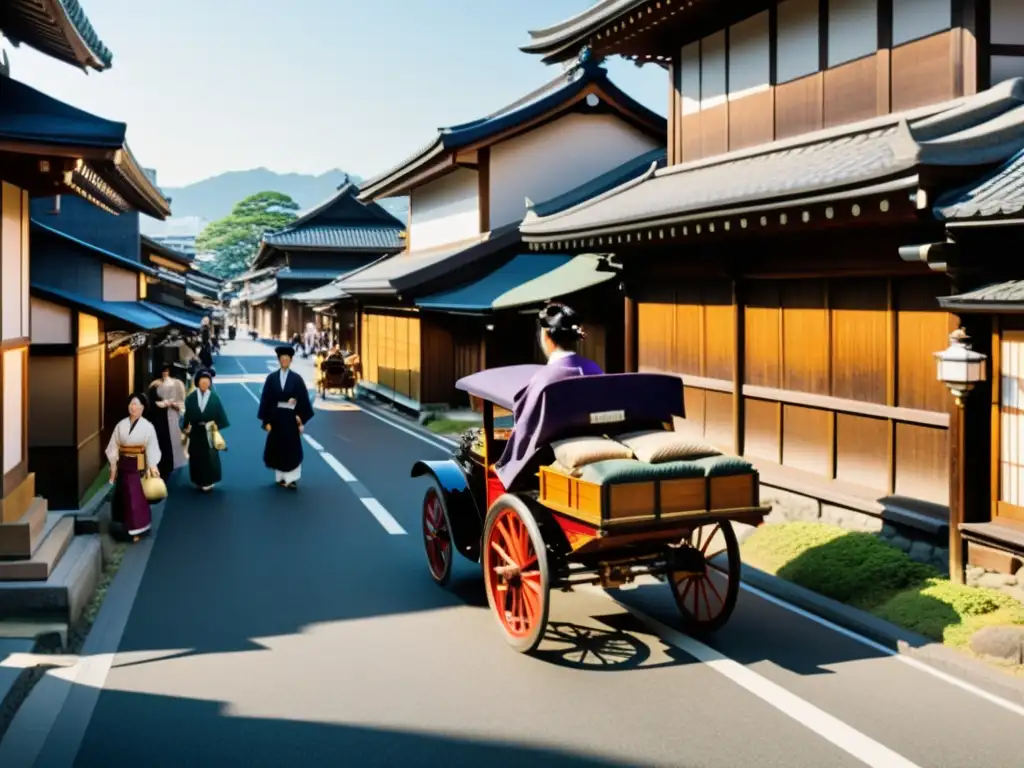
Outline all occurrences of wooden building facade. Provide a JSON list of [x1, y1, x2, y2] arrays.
[[0, 1, 169, 578], [348, 64, 666, 410], [244, 183, 404, 343], [520, 0, 1024, 581]]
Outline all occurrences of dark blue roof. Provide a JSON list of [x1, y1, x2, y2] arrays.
[[359, 63, 666, 200], [263, 225, 404, 251], [31, 284, 168, 331], [934, 147, 1024, 221], [530, 148, 667, 217], [186, 277, 219, 298], [31, 220, 157, 276], [141, 234, 193, 264], [0, 75, 125, 148], [144, 301, 207, 331], [0, 0, 113, 70], [275, 267, 344, 281]]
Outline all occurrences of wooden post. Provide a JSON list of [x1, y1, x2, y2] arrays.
[[949, 398, 966, 584], [732, 279, 745, 456], [624, 291, 638, 373]]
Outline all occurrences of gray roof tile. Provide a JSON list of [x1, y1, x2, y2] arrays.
[[263, 225, 404, 251], [935, 149, 1024, 220], [0, 0, 113, 70]]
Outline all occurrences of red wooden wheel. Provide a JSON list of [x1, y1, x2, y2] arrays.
[[482, 496, 550, 653], [668, 520, 741, 634], [422, 486, 452, 585]]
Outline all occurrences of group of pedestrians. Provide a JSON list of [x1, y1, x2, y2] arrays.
[[103, 336, 314, 543]]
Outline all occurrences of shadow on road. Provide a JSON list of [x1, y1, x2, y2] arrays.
[[72, 687, 660, 767]]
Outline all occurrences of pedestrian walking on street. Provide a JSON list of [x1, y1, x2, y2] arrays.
[[258, 345, 314, 489], [147, 364, 187, 479], [181, 370, 230, 492], [106, 393, 162, 542]]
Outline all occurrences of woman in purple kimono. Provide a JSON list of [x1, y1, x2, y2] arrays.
[[106, 393, 162, 542], [494, 303, 602, 488]]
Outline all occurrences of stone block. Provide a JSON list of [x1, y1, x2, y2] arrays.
[[908, 540, 934, 565], [759, 485, 820, 523], [0, 498, 48, 559], [969, 626, 1024, 664], [889, 535, 912, 553], [977, 572, 1014, 590], [0, 517, 74, 581]]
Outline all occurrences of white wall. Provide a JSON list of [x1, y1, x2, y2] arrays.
[[408, 168, 480, 251], [1, 182, 26, 341], [30, 298, 72, 344], [488, 111, 659, 229], [102, 264, 138, 302], [892, 0, 950, 46], [828, 0, 878, 67], [777, 0, 820, 83], [992, 0, 1024, 46]]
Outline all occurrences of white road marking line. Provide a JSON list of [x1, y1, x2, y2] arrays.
[[360, 399, 1024, 717], [357, 404, 457, 451], [320, 452, 358, 483], [302, 434, 325, 452], [360, 497, 406, 535], [734, 578, 1024, 719], [589, 588, 922, 768]]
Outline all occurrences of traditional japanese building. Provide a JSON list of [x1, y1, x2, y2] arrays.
[[241, 182, 404, 342], [519, 0, 1024, 582], [0, 1, 169, 584], [344, 63, 665, 410]]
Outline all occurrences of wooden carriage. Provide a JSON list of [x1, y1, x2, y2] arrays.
[[411, 365, 770, 653], [317, 356, 356, 399]]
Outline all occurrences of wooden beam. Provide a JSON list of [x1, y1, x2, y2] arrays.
[[732, 279, 744, 456], [478, 147, 490, 233], [990, 315, 1001, 526]]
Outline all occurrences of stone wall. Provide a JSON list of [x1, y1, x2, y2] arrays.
[[760, 483, 951, 577]]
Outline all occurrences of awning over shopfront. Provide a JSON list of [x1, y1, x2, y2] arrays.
[[415, 254, 614, 312], [521, 78, 1024, 246], [246, 279, 278, 306], [335, 223, 521, 296], [0, 76, 170, 219], [144, 301, 208, 330], [32, 283, 168, 331], [32, 220, 158, 276], [286, 282, 348, 304]]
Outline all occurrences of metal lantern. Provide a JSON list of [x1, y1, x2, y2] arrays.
[[934, 328, 987, 406]]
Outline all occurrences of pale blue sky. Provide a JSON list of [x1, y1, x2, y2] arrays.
[[6, 0, 665, 188]]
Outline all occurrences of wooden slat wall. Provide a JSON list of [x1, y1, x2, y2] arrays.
[[637, 273, 952, 506], [359, 311, 422, 403], [676, 27, 965, 162]]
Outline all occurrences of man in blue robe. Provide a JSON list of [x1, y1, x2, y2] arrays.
[[258, 346, 315, 488]]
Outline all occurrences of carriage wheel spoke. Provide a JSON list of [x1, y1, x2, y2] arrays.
[[490, 541, 518, 569], [700, 524, 721, 554], [704, 574, 725, 608]]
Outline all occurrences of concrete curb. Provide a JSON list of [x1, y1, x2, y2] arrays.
[[356, 397, 459, 447], [737, 561, 1024, 704]]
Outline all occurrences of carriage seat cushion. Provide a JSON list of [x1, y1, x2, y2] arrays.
[[551, 436, 635, 471], [615, 429, 721, 464], [577, 455, 755, 485]]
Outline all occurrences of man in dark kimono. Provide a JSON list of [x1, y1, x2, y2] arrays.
[[258, 345, 314, 488]]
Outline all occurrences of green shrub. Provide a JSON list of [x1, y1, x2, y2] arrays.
[[744, 522, 937, 605]]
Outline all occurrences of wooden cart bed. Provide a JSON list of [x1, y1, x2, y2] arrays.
[[539, 454, 761, 529]]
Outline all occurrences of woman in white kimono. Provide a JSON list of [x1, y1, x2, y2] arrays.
[[106, 393, 162, 542], [147, 364, 187, 478]]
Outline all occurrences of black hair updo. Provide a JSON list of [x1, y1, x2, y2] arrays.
[[128, 392, 148, 410], [538, 302, 586, 349]]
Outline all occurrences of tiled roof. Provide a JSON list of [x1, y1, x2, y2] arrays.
[[521, 78, 1024, 243], [1, 76, 170, 218], [938, 281, 1024, 311], [335, 223, 521, 296], [530, 147, 667, 217], [0, 0, 113, 70], [31, 283, 168, 331], [263, 225, 404, 251], [286, 282, 348, 303], [141, 233, 192, 264], [935, 149, 1024, 221], [358, 62, 665, 201], [521, 0, 646, 63], [275, 268, 345, 282]]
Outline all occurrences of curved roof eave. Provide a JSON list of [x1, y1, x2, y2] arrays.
[[1, 0, 114, 71], [520, 0, 647, 62], [358, 64, 664, 202]]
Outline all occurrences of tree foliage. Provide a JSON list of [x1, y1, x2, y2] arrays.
[[195, 191, 299, 278]]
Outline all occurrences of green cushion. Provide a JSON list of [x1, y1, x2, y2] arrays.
[[690, 455, 755, 477], [578, 458, 706, 485]]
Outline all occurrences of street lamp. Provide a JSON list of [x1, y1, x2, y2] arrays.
[[934, 327, 987, 407]]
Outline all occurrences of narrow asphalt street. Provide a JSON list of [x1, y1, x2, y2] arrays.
[[4, 343, 1023, 767]]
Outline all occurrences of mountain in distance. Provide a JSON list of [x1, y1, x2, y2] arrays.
[[140, 167, 408, 235]]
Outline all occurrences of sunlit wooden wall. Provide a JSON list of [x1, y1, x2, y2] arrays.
[[636, 273, 952, 506]]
